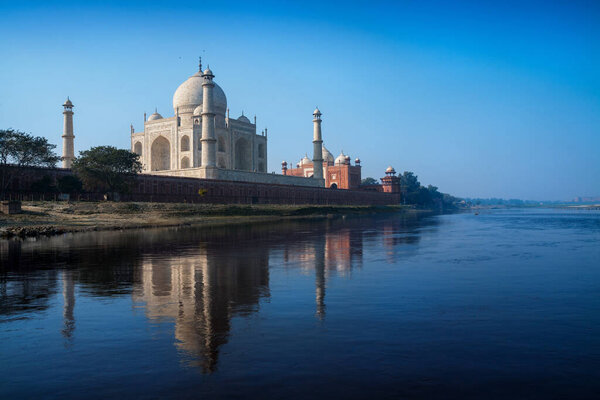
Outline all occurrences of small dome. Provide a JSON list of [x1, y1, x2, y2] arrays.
[[355, 158, 361, 164], [193, 105, 202, 115], [322, 145, 334, 163], [63, 97, 73, 107], [301, 155, 311, 166], [238, 114, 251, 123], [203, 67, 213, 76], [345, 155, 350, 161], [335, 152, 347, 166], [148, 111, 163, 121], [313, 107, 321, 115], [386, 166, 396, 174], [281, 161, 288, 165]]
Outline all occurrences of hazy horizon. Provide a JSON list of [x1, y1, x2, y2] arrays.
[[1, 0, 598, 200]]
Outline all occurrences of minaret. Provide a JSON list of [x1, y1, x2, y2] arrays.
[[61, 97, 75, 168], [201, 66, 217, 169], [312, 107, 324, 181]]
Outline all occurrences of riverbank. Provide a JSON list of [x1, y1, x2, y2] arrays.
[[0, 201, 424, 239]]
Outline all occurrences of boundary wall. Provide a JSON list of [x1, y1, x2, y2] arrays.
[[2, 166, 401, 205]]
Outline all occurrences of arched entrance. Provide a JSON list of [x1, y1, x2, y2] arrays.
[[181, 156, 190, 169], [330, 183, 338, 189], [180, 135, 190, 151], [151, 136, 170, 171], [235, 138, 251, 170], [134, 141, 142, 156], [218, 136, 226, 152]]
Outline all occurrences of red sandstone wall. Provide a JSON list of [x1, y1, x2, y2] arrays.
[[3, 166, 401, 206]]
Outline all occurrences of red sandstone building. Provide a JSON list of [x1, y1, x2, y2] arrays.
[[282, 150, 400, 195], [282, 148, 362, 190]]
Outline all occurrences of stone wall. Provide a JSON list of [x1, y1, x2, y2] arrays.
[[3, 166, 400, 206], [150, 167, 324, 188]]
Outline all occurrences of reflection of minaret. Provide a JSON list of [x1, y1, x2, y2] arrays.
[[314, 236, 326, 320], [198, 255, 221, 373], [61, 270, 75, 341]]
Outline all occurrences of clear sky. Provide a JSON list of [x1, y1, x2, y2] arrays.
[[1, 0, 598, 200]]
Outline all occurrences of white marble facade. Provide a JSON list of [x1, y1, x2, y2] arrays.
[[131, 63, 268, 176]]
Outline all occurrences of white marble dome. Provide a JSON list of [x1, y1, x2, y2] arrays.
[[322, 145, 334, 163], [238, 114, 251, 123], [148, 111, 163, 121], [300, 155, 311, 165], [335, 151, 347, 165], [173, 71, 227, 115]]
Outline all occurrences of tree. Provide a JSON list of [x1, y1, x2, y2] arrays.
[[57, 175, 83, 194], [0, 129, 60, 196], [30, 175, 58, 193], [399, 171, 421, 204], [71, 146, 142, 198], [400, 171, 420, 193], [361, 177, 378, 185]]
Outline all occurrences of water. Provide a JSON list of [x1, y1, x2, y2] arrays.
[[1, 209, 599, 399]]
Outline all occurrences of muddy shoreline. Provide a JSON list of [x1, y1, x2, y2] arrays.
[[0, 201, 429, 239]]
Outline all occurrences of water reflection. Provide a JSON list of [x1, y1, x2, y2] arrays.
[[62, 270, 76, 342], [0, 213, 434, 373], [133, 243, 270, 372]]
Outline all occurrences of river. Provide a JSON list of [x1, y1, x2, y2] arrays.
[[1, 209, 599, 399]]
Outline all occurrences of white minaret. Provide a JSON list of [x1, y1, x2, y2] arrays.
[[201, 67, 217, 168], [312, 107, 324, 181], [62, 97, 75, 168]]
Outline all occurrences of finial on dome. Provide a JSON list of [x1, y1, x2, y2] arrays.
[[198, 56, 202, 72], [202, 65, 214, 77]]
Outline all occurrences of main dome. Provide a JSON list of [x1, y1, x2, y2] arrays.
[[172, 71, 227, 115]]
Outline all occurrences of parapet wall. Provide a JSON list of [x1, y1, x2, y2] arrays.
[[3, 166, 400, 206], [150, 166, 324, 187], [131, 173, 399, 205]]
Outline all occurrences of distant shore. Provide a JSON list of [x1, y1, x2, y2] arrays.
[[0, 201, 428, 239]]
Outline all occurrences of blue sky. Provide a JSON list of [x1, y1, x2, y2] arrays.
[[1, 0, 598, 200]]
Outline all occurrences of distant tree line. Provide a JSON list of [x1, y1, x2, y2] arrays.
[[463, 198, 553, 206], [398, 171, 460, 208], [361, 171, 461, 208]]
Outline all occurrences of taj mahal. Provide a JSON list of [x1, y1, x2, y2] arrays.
[[129, 60, 322, 188]]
